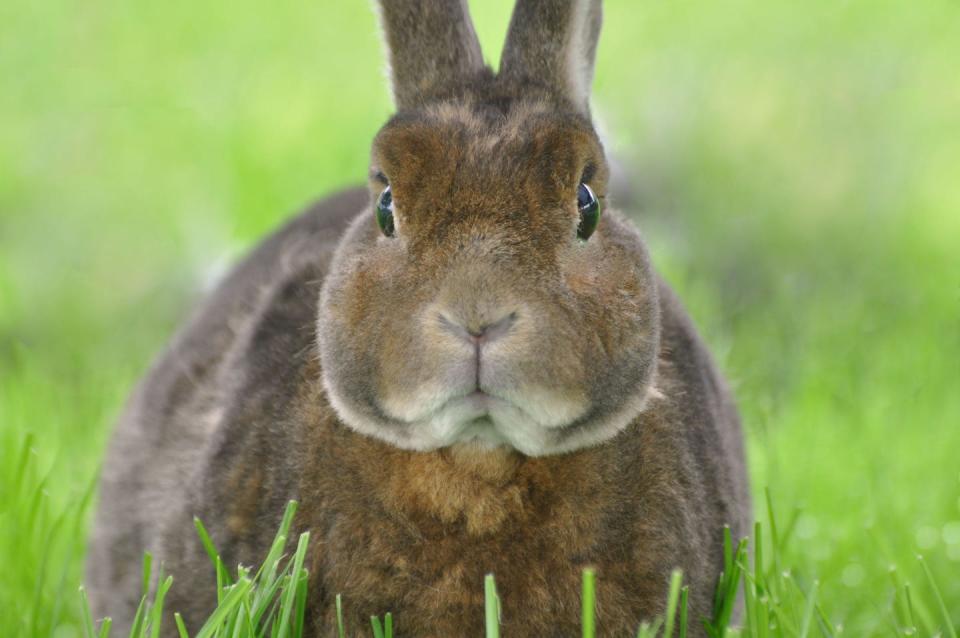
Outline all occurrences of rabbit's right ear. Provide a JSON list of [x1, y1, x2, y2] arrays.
[[499, 0, 602, 115], [374, 0, 486, 110]]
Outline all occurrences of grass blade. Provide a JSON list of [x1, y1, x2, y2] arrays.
[[918, 554, 957, 638], [709, 538, 747, 634], [174, 613, 189, 638], [149, 575, 174, 638], [904, 581, 917, 632], [275, 531, 310, 638], [79, 586, 96, 638], [636, 618, 663, 638], [193, 578, 253, 638], [765, 489, 781, 575], [370, 615, 385, 638], [798, 579, 818, 638], [293, 569, 309, 638], [723, 526, 734, 576], [336, 593, 346, 638], [485, 573, 500, 638], [142, 552, 153, 599], [129, 595, 148, 638], [582, 568, 596, 638], [753, 521, 764, 596], [664, 569, 683, 638], [193, 516, 232, 590], [679, 586, 689, 638]]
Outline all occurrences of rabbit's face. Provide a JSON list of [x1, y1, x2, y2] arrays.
[[318, 98, 661, 457]]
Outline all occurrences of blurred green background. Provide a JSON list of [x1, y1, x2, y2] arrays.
[[1, 0, 958, 634]]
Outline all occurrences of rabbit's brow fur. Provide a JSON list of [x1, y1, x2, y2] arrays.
[[86, 0, 750, 636]]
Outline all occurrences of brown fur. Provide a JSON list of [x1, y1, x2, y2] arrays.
[[306, 278, 746, 637], [86, 1, 750, 635]]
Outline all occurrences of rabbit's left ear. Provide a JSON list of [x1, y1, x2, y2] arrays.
[[375, 0, 486, 110], [498, 0, 602, 115]]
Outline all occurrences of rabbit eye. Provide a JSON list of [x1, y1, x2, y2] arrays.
[[576, 183, 600, 241], [375, 186, 395, 237]]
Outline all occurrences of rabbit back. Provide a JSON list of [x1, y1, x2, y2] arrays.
[[85, 188, 368, 630]]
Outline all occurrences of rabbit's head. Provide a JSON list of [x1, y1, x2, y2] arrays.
[[318, 0, 660, 456]]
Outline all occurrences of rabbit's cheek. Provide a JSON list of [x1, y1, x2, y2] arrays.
[[378, 356, 476, 422], [490, 382, 589, 430]]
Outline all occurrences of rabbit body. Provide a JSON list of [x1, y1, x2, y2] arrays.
[[87, 1, 750, 635]]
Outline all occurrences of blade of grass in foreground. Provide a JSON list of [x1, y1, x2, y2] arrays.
[[663, 569, 684, 638], [485, 573, 500, 638], [918, 554, 958, 638], [798, 579, 818, 638], [293, 565, 309, 638], [370, 611, 395, 638], [582, 568, 596, 638], [903, 581, 917, 633], [193, 516, 232, 592], [336, 593, 346, 638], [79, 586, 96, 638], [370, 615, 384, 638], [74, 495, 928, 637], [148, 575, 174, 638], [275, 531, 310, 638], [635, 618, 663, 638], [141, 553, 152, 601], [679, 586, 689, 638], [174, 613, 189, 638], [193, 577, 253, 638]]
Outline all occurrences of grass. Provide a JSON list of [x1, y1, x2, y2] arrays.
[[2, 0, 960, 635], [69, 496, 959, 636], [76, 502, 312, 638]]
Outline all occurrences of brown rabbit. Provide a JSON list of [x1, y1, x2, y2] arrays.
[[86, 0, 751, 635]]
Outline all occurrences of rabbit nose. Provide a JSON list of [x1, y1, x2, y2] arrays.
[[438, 311, 517, 345]]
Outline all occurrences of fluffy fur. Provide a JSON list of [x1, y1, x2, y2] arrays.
[[319, 98, 659, 457], [86, 1, 750, 635]]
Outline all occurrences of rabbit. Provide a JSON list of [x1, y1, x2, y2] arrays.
[[85, 0, 751, 635]]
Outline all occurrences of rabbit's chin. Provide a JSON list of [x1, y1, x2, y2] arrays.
[[324, 382, 659, 457]]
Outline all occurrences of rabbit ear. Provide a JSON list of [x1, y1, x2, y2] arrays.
[[374, 0, 486, 109], [498, 0, 602, 114]]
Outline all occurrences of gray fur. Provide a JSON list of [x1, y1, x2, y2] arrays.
[[86, 191, 367, 630], [375, 0, 488, 108], [499, 0, 602, 113]]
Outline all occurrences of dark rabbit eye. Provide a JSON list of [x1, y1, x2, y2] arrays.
[[375, 186, 395, 237], [576, 182, 600, 241]]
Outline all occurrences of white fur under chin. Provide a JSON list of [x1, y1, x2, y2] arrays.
[[322, 367, 660, 457]]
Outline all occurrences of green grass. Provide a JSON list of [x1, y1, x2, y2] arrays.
[[76, 502, 313, 638], [68, 497, 959, 636], [2, 0, 960, 635]]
